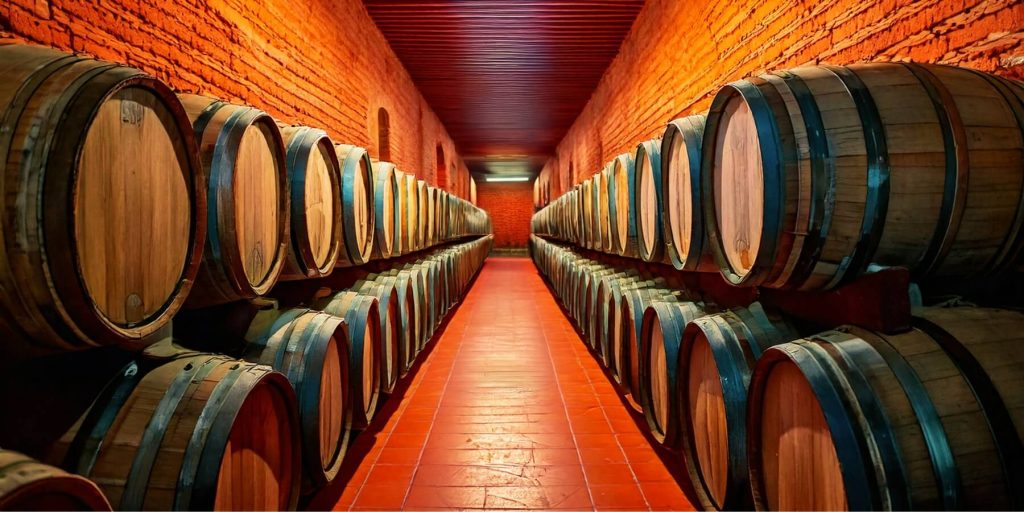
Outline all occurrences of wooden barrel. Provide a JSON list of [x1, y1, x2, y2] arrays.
[[633, 139, 670, 263], [598, 167, 614, 252], [610, 153, 638, 258], [393, 169, 408, 255], [242, 309, 351, 489], [416, 180, 429, 250], [581, 178, 595, 249], [425, 186, 437, 248], [317, 292, 381, 428], [382, 267, 427, 356], [704, 64, 1024, 290], [440, 190, 452, 241], [435, 191, 446, 243], [370, 162, 399, 259], [353, 279, 401, 394], [0, 44, 205, 352], [58, 355, 300, 510], [335, 145, 375, 266], [639, 300, 709, 444], [440, 251, 458, 309], [279, 126, 342, 280], [408, 260, 440, 336], [677, 304, 798, 510], [661, 115, 714, 272], [593, 270, 636, 365], [182, 94, 289, 308], [371, 273, 416, 375], [0, 450, 111, 511], [606, 276, 667, 387], [581, 267, 616, 347], [596, 271, 644, 369], [748, 306, 1024, 511], [403, 174, 420, 252]]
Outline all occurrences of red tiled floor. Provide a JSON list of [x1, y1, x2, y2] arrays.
[[309, 258, 696, 510]]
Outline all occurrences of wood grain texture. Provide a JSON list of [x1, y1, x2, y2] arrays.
[[279, 126, 342, 280], [181, 94, 288, 307], [55, 355, 300, 510], [0, 44, 204, 353], [759, 361, 846, 511], [317, 292, 382, 428], [704, 64, 1024, 289], [0, 449, 112, 511], [749, 306, 1024, 510], [242, 309, 351, 488]]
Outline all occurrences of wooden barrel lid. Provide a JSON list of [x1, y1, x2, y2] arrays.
[[351, 155, 371, 259], [612, 154, 633, 255], [712, 97, 763, 277], [666, 126, 701, 269], [360, 320, 376, 409], [335, 145, 375, 264], [234, 121, 282, 288], [648, 317, 670, 435], [214, 378, 297, 511], [759, 359, 845, 511], [305, 141, 337, 269], [686, 331, 728, 508], [318, 335, 345, 469], [75, 87, 192, 327], [635, 142, 659, 259], [371, 162, 397, 258]]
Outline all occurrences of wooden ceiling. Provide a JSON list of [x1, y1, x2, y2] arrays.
[[364, 0, 645, 176]]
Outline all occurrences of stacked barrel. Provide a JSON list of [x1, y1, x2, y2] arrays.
[[532, 61, 1024, 511], [0, 43, 493, 511]]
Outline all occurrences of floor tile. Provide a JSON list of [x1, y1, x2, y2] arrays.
[[312, 258, 696, 511]]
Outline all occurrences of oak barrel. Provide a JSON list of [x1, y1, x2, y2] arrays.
[[662, 115, 715, 272], [242, 309, 351, 489], [704, 63, 1024, 289], [57, 355, 300, 510], [597, 167, 614, 252], [677, 304, 798, 510], [370, 162, 399, 259], [0, 449, 111, 511], [609, 153, 638, 257], [279, 126, 342, 280], [581, 178, 595, 249], [181, 94, 289, 307], [403, 174, 420, 252], [0, 44, 204, 352], [353, 279, 401, 394], [748, 307, 1024, 510], [634, 139, 669, 263], [639, 300, 709, 445], [317, 291, 382, 428], [622, 287, 686, 403], [606, 276, 667, 387], [595, 271, 641, 369], [381, 267, 427, 356], [416, 180, 429, 250], [335, 145, 375, 266], [370, 273, 416, 375]]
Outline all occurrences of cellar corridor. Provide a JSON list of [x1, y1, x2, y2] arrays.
[[309, 258, 694, 511]]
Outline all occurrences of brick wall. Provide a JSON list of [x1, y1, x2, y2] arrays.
[[539, 0, 1024, 198], [1, 0, 471, 196], [476, 181, 533, 249]]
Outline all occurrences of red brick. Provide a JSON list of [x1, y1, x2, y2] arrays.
[[1, 0, 473, 198], [476, 181, 533, 249], [540, 0, 1024, 199]]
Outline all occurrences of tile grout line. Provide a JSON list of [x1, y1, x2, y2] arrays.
[[533, 270, 599, 512], [397, 262, 480, 509], [553, 272, 654, 510], [349, 270, 478, 510]]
